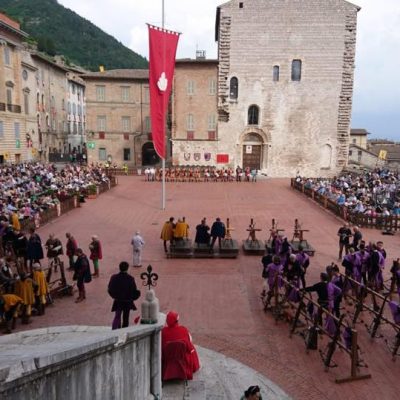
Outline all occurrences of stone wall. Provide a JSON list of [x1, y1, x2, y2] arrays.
[[348, 144, 382, 169], [172, 60, 219, 166], [0, 321, 164, 400], [84, 77, 151, 167], [216, 0, 359, 177]]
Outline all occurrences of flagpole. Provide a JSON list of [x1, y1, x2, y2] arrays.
[[161, 0, 166, 210]]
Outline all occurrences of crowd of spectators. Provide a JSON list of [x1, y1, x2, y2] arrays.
[[295, 168, 400, 216], [0, 163, 109, 226]]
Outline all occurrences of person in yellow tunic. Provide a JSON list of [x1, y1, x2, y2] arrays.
[[15, 273, 36, 324], [174, 217, 190, 241], [11, 212, 21, 231], [0, 293, 22, 333], [160, 217, 175, 253], [33, 263, 48, 315]]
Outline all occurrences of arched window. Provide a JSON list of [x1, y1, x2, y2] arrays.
[[291, 59, 302, 81], [273, 66, 280, 82], [229, 77, 238, 99], [248, 105, 259, 125], [321, 144, 332, 169]]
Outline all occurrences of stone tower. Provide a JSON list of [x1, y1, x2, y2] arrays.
[[215, 0, 360, 177]]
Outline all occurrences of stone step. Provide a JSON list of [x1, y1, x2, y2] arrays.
[[184, 380, 206, 400], [162, 380, 207, 400], [162, 380, 186, 399]]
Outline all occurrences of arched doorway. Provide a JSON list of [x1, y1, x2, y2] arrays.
[[142, 142, 160, 166], [242, 132, 263, 170]]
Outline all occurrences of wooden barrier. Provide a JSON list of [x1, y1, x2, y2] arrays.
[[262, 276, 371, 383], [17, 179, 116, 232], [291, 178, 400, 231], [339, 273, 400, 360]]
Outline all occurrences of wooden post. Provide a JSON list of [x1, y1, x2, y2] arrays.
[[370, 294, 389, 338], [335, 329, 371, 383]]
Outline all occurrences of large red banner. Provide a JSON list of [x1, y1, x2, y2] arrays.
[[148, 25, 180, 159]]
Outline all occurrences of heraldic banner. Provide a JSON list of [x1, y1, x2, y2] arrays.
[[148, 24, 180, 159]]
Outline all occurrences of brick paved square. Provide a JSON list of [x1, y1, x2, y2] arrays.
[[18, 177, 400, 400]]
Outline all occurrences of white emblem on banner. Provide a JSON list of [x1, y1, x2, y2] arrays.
[[157, 72, 168, 92]]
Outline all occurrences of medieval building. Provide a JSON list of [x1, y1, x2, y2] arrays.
[[172, 0, 360, 177]]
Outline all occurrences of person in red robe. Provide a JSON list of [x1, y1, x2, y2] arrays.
[[161, 311, 200, 381]]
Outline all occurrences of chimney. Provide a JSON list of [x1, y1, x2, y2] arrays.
[[196, 50, 206, 60]]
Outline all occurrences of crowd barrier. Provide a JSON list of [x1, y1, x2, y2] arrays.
[[18, 178, 117, 232], [291, 179, 400, 231]]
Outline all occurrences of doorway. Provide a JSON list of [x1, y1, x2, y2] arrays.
[[242, 132, 264, 170], [142, 142, 160, 166], [242, 145, 261, 170]]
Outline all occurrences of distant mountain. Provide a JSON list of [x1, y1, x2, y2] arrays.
[[0, 0, 148, 71]]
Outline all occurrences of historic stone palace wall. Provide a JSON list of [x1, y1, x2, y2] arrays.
[[214, 0, 359, 177]]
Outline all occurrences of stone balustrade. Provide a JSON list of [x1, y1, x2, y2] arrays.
[[0, 318, 165, 400]]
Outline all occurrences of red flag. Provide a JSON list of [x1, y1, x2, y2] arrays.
[[148, 25, 180, 159]]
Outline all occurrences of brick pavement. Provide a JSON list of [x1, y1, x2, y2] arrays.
[[15, 177, 400, 400]]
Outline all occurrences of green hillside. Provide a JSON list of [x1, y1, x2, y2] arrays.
[[0, 0, 148, 71]]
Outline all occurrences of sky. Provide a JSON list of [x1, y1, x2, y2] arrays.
[[58, 0, 400, 141]]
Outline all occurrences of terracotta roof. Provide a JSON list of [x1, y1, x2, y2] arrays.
[[31, 52, 70, 72], [350, 128, 370, 135], [368, 144, 400, 161], [81, 69, 148, 80]]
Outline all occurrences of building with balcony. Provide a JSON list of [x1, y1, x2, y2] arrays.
[[82, 69, 155, 167]]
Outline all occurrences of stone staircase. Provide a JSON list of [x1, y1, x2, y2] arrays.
[[161, 346, 291, 400]]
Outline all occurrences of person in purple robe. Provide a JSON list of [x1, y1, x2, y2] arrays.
[[369, 244, 385, 290], [284, 254, 302, 303], [327, 280, 342, 313], [342, 248, 358, 296], [295, 244, 310, 288], [390, 259, 400, 301], [271, 233, 282, 256], [265, 256, 284, 292], [279, 237, 292, 265], [355, 243, 370, 285], [331, 265, 344, 317], [376, 241, 386, 290], [263, 256, 284, 308]]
